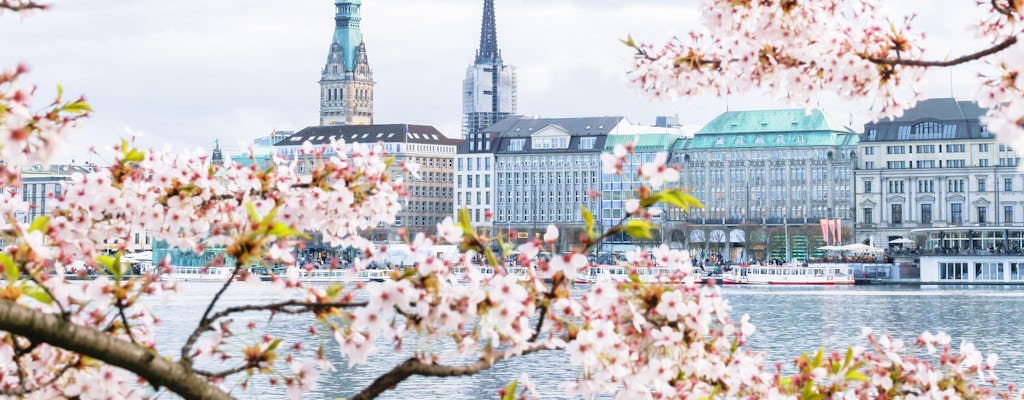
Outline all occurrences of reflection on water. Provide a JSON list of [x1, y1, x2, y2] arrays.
[[149, 283, 1024, 398]]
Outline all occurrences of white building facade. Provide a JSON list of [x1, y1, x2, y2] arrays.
[[854, 98, 1024, 247]]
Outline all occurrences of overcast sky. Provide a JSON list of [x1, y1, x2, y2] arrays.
[[0, 0, 992, 162]]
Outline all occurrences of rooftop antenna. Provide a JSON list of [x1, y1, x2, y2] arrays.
[[949, 66, 955, 99]]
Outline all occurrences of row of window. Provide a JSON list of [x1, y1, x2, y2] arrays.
[[863, 204, 1017, 225], [865, 178, 1016, 194], [456, 174, 491, 189], [455, 191, 491, 207], [456, 157, 491, 171]]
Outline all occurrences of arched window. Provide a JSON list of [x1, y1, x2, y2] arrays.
[[913, 121, 942, 135]]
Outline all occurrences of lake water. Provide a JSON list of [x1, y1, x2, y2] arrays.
[[150, 283, 1024, 399]]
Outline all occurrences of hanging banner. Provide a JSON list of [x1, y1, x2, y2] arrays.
[[834, 218, 842, 245], [819, 219, 829, 244]]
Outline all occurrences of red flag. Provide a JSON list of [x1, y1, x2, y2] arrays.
[[834, 218, 842, 245], [819, 219, 829, 244]]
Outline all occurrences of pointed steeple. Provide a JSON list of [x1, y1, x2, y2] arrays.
[[211, 139, 224, 166], [475, 0, 501, 65]]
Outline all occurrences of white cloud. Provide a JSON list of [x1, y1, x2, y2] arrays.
[[0, 0, 989, 162]]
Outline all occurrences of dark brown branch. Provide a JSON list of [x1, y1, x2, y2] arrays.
[[180, 298, 366, 377], [528, 303, 548, 342], [181, 263, 241, 367], [193, 360, 260, 379], [116, 300, 137, 344], [351, 342, 556, 400], [0, 298, 231, 400], [0, 1, 48, 12], [866, 34, 1019, 67], [204, 300, 367, 324]]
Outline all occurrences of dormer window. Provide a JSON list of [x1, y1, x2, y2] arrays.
[[714, 137, 725, 145], [774, 136, 784, 144], [795, 135, 805, 143]]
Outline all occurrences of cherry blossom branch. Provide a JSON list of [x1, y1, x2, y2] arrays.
[[0, 0, 47, 12], [0, 358, 75, 397], [193, 361, 260, 379], [116, 299, 137, 344], [181, 297, 368, 372], [865, 34, 1020, 67], [0, 298, 231, 400], [351, 342, 558, 400], [181, 263, 242, 367]]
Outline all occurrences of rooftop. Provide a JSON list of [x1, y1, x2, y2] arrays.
[[276, 124, 461, 146]]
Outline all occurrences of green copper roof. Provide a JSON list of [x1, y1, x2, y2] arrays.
[[697, 109, 855, 135], [333, 0, 364, 72], [603, 133, 683, 152], [675, 108, 859, 149], [680, 131, 859, 150]]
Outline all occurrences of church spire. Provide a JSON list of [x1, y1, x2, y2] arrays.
[[475, 0, 501, 65]]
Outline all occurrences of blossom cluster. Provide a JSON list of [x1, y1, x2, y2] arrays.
[[629, 0, 1024, 158], [0, 64, 87, 185]]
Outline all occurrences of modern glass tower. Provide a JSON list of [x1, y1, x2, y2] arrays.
[[462, 0, 516, 140]]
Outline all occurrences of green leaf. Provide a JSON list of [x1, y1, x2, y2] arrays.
[[55, 84, 64, 102], [62, 100, 92, 115], [21, 285, 53, 305], [580, 205, 595, 235], [246, 202, 260, 224], [624, 219, 656, 240], [96, 254, 123, 281], [502, 380, 518, 400], [28, 215, 50, 234], [639, 192, 661, 208], [812, 347, 824, 368], [660, 188, 704, 212], [269, 222, 309, 239], [845, 370, 869, 382], [0, 253, 19, 282], [326, 283, 343, 298], [457, 207, 472, 235], [266, 338, 282, 352], [844, 346, 853, 367], [620, 35, 636, 48]]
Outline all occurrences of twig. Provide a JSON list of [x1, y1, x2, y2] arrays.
[[866, 34, 1019, 67], [180, 262, 242, 367], [351, 342, 557, 400], [193, 361, 260, 379], [0, 1, 48, 12], [204, 300, 367, 323], [0, 357, 77, 397]]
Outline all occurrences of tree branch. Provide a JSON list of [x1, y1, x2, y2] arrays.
[[0, 299, 231, 400], [193, 360, 260, 379], [181, 263, 241, 367], [866, 34, 1019, 67], [0, 358, 76, 397], [351, 342, 557, 400], [0, 1, 48, 12], [204, 300, 367, 324]]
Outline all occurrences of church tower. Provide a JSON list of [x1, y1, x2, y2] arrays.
[[320, 0, 374, 126], [462, 0, 516, 140]]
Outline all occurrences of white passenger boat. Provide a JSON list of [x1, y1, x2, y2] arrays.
[[575, 265, 704, 285], [163, 266, 236, 282], [450, 265, 532, 282], [721, 264, 855, 285], [259, 268, 392, 283]]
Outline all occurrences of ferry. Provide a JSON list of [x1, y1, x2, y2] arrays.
[[721, 264, 855, 285], [261, 268, 391, 283], [163, 266, 236, 282], [450, 265, 532, 282], [575, 264, 704, 285], [910, 226, 1024, 284]]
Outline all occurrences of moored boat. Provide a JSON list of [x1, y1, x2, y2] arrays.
[[163, 266, 236, 282], [721, 264, 854, 285], [575, 264, 705, 285]]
